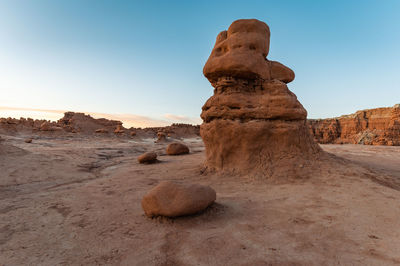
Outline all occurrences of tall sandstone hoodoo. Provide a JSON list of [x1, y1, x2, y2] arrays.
[[200, 19, 321, 177]]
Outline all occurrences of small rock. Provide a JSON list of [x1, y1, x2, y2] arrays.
[[156, 131, 166, 142], [137, 152, 158, 164], [24, 138, 32, 143], [114, 125, 125, 134], [130, 131, 137, 136], [95, 128, 108, 133], [166, 142, 189, 155], [141, 181, 216, 217]]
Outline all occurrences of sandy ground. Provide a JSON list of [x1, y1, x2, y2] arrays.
[[1, 134, 400, 265]]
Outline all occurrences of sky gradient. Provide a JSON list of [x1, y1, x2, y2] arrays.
[[1, 0, 399, 127]]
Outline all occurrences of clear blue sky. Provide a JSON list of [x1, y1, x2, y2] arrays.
[[0, 0, 399, 126]]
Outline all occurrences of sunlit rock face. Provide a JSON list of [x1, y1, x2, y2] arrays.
[[308, 105, 400, 146], [200, 19, 321, 177], [203, 19, 295, 85]]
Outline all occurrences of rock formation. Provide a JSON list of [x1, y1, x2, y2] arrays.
[[0, 112, 201, 139], [141, 181, 216, 217], [137, 152, 158, 164], [144, 123, 200, 139], [58, 112, 123, 134], [166, 142, 190, 155], [308, 104, 400, 145], [200, 19, 321, 176], [114, 125, 125, 134], [156, 131, 167, 142], [39, 122, 63, 131], [95, 128, 109, 134]]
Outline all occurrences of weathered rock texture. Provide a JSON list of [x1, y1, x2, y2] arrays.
[[137, 152, 158, 164], [200, 19, 321, 176], [309, 104, 400, 146], [0, 113, 200, 140], [141, 181, 216, 217], [156, 131, 167, 142], [58, 112, 123, 134], [166, 142, 190, 155]]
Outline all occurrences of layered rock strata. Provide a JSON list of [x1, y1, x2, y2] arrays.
[[200, 19, 321, 176], [308, 104, 400, 145]]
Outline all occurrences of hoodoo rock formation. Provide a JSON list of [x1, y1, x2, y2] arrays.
[[200, 19, 321, 176]]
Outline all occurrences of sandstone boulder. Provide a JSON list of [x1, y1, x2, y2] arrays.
[[141, 181, 216, 217], [137, 152, 158, 164], [156, 131, 166, 142], [24, 138, 32, 143], [166, 142, 189, 155]]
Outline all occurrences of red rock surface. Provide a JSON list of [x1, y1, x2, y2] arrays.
[[58, 112, 123, 134], [166, 142, 190, 155], [137, 152, 158, 164], [200, 19, 321, 176], [141, 181, 216, 217], [308, 104, 400, 146]]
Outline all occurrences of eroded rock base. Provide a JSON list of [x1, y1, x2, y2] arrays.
[[201, 119, 321, 177]]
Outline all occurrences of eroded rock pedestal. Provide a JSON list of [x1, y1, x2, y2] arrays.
[[200, 19, 321, 176]]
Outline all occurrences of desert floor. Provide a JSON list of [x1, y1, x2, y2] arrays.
[[1, 135, 400, 265]]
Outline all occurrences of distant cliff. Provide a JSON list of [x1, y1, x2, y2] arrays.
[[308, 104, 400, 146], [1, 106, 399, 145], [0, 112, 200, 139]]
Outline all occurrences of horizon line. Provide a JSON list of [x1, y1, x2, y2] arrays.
[[0, 106, 202, 128]]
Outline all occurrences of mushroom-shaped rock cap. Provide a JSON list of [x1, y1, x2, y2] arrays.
[[203, 19, 294, 84]]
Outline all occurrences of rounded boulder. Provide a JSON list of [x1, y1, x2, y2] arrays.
[[141, 181, 216, 217], [166, 142, 189, 155], [137, 152, 158, 164]]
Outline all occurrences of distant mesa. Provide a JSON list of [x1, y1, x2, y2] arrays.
[[0, 105, 398, 146], [0, 112, 201, 140], [308, 104, 400, 146], [200, 19, 321, 177]]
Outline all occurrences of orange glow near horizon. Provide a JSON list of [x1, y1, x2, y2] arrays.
[[0, 106, 201, 128]]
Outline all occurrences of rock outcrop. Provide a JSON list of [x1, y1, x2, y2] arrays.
[[58, 112, 123, 134], [39, 122, 63, 131], [200, 19, 321, 176], [144, 123, 200, 139], [0, 113, 201, 139], [141, 181, 216, 217], [308, 104, 400, 146]]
